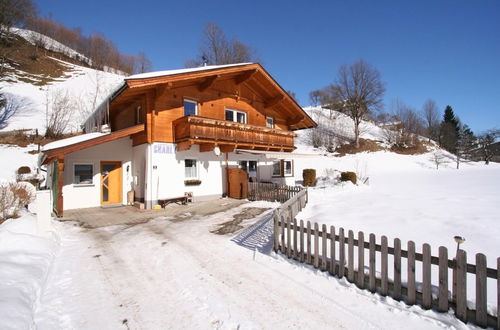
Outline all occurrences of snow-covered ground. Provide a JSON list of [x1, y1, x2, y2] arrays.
[[24, 203, 469, 329], [0, 213, 59, 330]]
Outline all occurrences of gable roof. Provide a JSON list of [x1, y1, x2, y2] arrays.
[[115, 63, 317, 130]]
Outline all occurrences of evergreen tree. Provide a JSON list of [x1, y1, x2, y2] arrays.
[[455, 124, 476, 169], [439, 105, 460, 153]]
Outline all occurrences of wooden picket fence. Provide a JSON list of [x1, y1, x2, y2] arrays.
[[248, 182, 304, 203], [273, 218, 500, 329]]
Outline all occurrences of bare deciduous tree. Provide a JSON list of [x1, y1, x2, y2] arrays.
[[0, 92, 32, 128], [430, 151, 446, 170], [332, 60, 385, 148], [186, 22, 257, 67], [0, 0, 37, 38], [422, 99, 440, 142], [44, 89, 76, 138], [135, 51, 152, 74], [477, 129, 500, 165]]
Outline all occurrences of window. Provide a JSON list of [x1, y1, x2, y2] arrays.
[[184, 159, 197, 179], [225, 109, 247, 124], [74, 164, 93, 184], [266, 116, 274, 128], [283, 160, 293, 176], [135, 105, 142, 124], [272, 160, 293, 177], [239, 160, 257, 174], [184, 99, 197, 116], [272, 161, 281, 177]]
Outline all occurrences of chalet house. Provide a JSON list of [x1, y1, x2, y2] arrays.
[[39, 63, 316, 216]]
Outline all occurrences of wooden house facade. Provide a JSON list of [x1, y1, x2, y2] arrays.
[[40, 63, 316, 216]]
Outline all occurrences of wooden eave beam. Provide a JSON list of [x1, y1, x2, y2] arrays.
[[264, 95, 285, 109], [287, 115, 305, 126], [235, 69, 257, 85], [156, 82, 173, 97], [219, 144, 235, 153], [198, 75, 219, 92], [199, 143, 215, 152], [176, 140, 192, 151]]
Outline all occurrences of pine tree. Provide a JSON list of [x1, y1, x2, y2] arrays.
[[439, 105, 460, 153], [455, 124, 476, 169]]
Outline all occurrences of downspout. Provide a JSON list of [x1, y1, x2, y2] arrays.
[[225, 152, 229, 197]]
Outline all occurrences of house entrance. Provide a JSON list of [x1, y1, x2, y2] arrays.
[[100, 161, 122, 205]]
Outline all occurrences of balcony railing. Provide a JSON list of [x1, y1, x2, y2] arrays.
[[173, 115, 296, 151]]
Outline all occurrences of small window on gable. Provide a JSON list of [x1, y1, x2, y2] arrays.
[[74, 164, 93, 184], [225, 109, 247, 124], [184, 99, 197, 116], [266, 117, 274, 129], [184, 159, 198, 179], [135, 105, 142, 124]]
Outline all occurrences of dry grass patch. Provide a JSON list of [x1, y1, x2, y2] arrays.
[[335, 138, 384, 157]]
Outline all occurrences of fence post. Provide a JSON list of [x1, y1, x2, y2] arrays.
[[280, 215, 286, 254], [286, 217, 292, 258], [455, 249, 467, 322], [321, 224, 327, 271], [293, 219, 298, 260], [348, 230, 354, 282], [407, 241, 416, 305], [273, 211, 279, 252], [422, 243, 432, 309], [475, 253, 487, 327], [369, 233, 376, 293], [314, 223, 320, 269], [381, 236, 388, 296], [393, 238, 401, 300], [357, 231, 365, 288], [438, 246, 449, 312], [339, 228, 345, 278], [306, 221, 312, 264], [299, 220, 304, 262], [330, 226, 336, 275]]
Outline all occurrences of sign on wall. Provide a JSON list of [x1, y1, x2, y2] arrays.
[[153, 143, 175, 154]]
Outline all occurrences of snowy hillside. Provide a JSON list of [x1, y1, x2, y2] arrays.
[[0, 28, 124, 133]]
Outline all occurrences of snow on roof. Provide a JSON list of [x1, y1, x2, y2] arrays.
[[126, 63, 253, 80], [41, 132, 109, 152]]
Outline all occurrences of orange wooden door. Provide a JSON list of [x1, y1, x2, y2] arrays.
[[100, 161, 122, 205]]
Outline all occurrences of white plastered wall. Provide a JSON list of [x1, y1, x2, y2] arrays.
[[147, 143, 289, 205], [62, 137, 134, 210]]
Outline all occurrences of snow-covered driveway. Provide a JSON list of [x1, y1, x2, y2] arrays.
[[35, 202, 468, 329]]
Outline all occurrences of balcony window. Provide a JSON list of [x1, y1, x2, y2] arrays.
[[225, 109, 247, 124], [266, 116, 274, 128], [184, 99, 197, 116], [184, 159, 198, 179], [239, 160, 257, 174]]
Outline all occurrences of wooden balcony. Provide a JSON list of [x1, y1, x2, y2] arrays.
[[173, 115, 296, 152]]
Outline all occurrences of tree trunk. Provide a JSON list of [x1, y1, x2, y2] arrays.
[[354, 121, 360, 149]]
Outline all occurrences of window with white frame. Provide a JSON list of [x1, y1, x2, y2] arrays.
[[225, 109, 247, 123], [73, 164, 93, 184], [266, 116, 274, 128], [272, 160, 293, 177], [184, 159, 198, 179], [184, 99, 197, 116], [283, 160, 293, 176]]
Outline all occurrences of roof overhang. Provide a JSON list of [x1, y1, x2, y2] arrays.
[[41, 125, 144, 165]]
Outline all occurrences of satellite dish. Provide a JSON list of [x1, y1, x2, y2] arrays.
[[214, 146, 221, 156]]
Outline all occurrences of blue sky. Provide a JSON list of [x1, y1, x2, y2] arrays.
[[36, 0, 499, 133]]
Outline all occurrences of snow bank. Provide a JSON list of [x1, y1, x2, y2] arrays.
[[0, 145, 39, 182], [0, 213, 59, 330], [126, 62, 252, 80]]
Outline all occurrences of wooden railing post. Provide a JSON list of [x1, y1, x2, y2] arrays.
[[422, 243, 432, 309], [348, 230, 354, 282], [381, 236, 388, 296], [393, 238, 402, 300], [339, 228, 345, 278], [330, 226, 336, 275], [369, 233, 376, 293], [313, 223, 320, 268], [273, 211, 279, 252]]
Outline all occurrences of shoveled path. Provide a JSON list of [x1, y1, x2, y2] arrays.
[[35, 201, 467, 330]]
